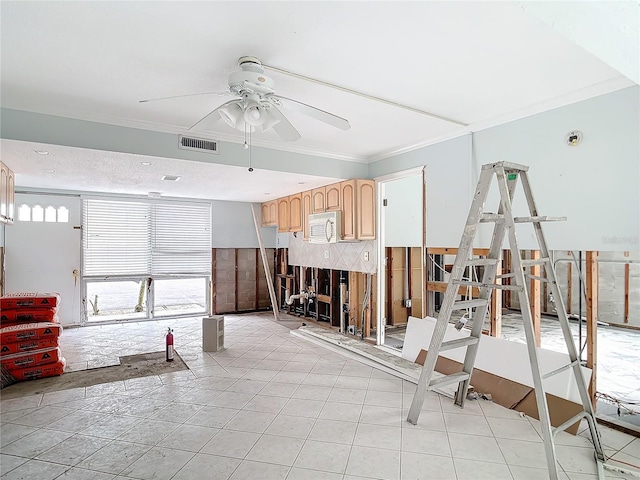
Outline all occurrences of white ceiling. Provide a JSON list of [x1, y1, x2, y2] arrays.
[[1, 1, 637, 201]]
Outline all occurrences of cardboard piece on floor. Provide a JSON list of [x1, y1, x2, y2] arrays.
[[402, 316, 591, 403], [414, 349, 583, 434]]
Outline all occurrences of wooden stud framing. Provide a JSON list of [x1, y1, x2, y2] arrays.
[[585, 251, 598, 406], [503, 249, 511, 309], [364, 274, 372, 339], [530, 250, 541, 346], [386, 247, 393, 326], [624, 251, 630, 324]]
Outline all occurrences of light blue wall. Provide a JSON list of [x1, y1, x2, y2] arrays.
[[369, 86, 639, 252], [370, 135, 473, 248], [0, 108, 367, 180], [472, 86, 639, 251], [212, 201, 276, 248]]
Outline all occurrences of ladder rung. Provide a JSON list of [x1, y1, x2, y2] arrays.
[[479, 213, 504, 223], [513, 216, 566, 223], [496, 273, 515, 279], [440, 337, 479, 351], [542, 360, 580, 380], [453, 280, 524, 291], [465, 258, 499, 267], [525, 273, 548, 283], [451, 299, 488, 310], [521, 258, 550, 267], [429, 372, 470, 389], [482, 161, 528, 172]]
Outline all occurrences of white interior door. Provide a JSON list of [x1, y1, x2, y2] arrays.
[[5, 193, 82, 325]]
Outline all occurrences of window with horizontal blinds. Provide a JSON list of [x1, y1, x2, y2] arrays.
[[83, 198, 211, 277]]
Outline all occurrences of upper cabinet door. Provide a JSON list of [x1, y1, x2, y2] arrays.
[[261, 200, 277, 227], [302, 190, 312, 241], [357, 180, 376, 239], [311, 187, 325, 214], [277, 197, 290, 233], [261, 202, 270, 227], [289, 193, 303, 232], [325, 183, 341, 211], [340, 180, 356, 240]]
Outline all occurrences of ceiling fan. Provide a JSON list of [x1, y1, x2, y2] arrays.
[[140, 56, 351, 142]]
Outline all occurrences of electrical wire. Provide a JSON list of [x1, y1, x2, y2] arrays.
[[596, 392, 640, 414]]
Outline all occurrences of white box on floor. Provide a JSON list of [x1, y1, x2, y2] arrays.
[[203, 315, 224, 352]]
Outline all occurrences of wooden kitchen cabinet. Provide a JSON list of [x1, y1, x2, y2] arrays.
[[325, 183, 341, 211], [261, 200, 277, 227], [289, 193, 303, 232], [302, 190, 312, 240], [357, 179, 375, 239], [340, 180, 356, 240], [311, 187, 325, 214], [270, 178, 375, 240], [0, 161, 14, 225], [277, 197, 290, 232]]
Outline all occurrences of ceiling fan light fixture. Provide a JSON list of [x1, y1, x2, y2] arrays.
[[244, 102, 265, 126], [219, 101, 244, 128]]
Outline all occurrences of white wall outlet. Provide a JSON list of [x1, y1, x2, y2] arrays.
[[324, 250, 330, 259], [364, 251, 370, 261]]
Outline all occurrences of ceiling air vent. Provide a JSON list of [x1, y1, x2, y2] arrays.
[[178, 135, 219, 154]]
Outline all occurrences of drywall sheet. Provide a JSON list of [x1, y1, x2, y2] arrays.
[[402, 316, 591, 403]]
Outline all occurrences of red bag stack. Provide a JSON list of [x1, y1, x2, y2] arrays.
[[1, 292, 66, 382]]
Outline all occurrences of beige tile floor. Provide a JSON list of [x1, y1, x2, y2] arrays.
[[1, 312, 639, 480]]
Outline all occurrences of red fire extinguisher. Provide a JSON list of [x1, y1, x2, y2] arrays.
[[166, 327, 174, 362]]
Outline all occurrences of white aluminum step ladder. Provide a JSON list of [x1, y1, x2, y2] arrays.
[[406, 161, 605, 480]]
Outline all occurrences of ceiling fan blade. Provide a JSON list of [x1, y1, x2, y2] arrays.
[[271, 95, 350, 131], [139, 91, 231, 103], [189, 99, 240, 130], [268, 106, 301, 142]]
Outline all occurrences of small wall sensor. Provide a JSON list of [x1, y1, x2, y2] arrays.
[[566, 130, 583, 146]]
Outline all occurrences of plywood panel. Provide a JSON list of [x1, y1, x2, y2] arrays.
[[214, 248, 236, 313], [237, 248, 257, 311]]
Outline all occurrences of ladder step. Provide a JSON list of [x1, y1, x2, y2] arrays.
[[429, 372, 470, 389], [482, 161, 528, 172], [542, 360, 581, 380], [521, 258, 550, 267], [514, 216, 566, 223], [479, 215, 567, 224], [440, 337, 479, 351], [479, 213, 504, 223], [525, 273, 548, 283], [465, 258, 499, 267], [453, 280, 524, 291], [496, 273, 515, 279], [451, 299, 488, 310]]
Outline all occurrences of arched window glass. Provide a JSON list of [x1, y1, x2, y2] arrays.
[[32, 205, 44, 222], [18, 204, 31, 222], [45, 206, 57, 222], [57, 206, 69, 223]]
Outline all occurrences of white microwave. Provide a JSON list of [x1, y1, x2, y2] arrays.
[[308, 211, 342, 244]]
